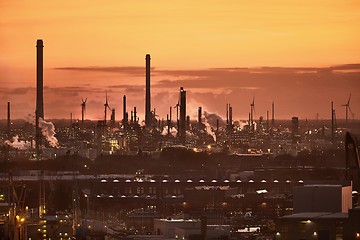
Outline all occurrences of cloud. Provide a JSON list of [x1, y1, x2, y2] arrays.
[[0, 87, 35, 95], [54, 66, 152, 76], [107, 84, 144, 93]]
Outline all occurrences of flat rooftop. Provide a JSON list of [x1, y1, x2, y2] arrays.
[[281, 212, 348, 220]]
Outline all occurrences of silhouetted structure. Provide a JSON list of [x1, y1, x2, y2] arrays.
[[81, 97, 87, 125], [179, 87, 186, 144], [134, 107, 137, 124], [123, 95, 128, 128], [229, 104, 233, 131], [291, 116, 299, 143], [341, 94, 353, 126], [226, 103, 233, 132], [198, 107, 202, 127], [110, 109, 116, 128], [145, 54, 151, 127], [104, 93, 110, 124], [36, 39, 44, 155], [250, 97, 255, 131], [345, 132, 360, 192], [7, 101, 11, 139], [331, 101, 335, 143], [271, 101, 275, 129]]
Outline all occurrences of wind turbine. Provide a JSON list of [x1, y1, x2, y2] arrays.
[[81, 97, 87, 124], [341, 94, 353, 124], [104, 92, 111, 123]]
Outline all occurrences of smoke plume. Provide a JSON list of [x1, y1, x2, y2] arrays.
[[203, 118, 216, 142], [5, 135, 34, 150], [161, 126, 178, 137], [203, 111, 226, 127], [38, 118, 60, 148]]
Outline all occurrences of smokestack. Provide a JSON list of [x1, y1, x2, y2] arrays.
[[292, 116, 299, 141], [331, 101, 334, 142], [7, 102, 10, 139], [186, 115, 190, 130], [123, 95, 127, 127], [134, 107, 137, 123], [226, 103, 229, 125], [169, 106, 172, 123], [36, 39, 44, 119], [145, 54, 151, 127], [266, 110, 269, 132], [271, 101, 275, 129], [81, 98, 87, 126], [167, 114, 170, 135], [179, 87, 186, 144], [130, 111, 133, 123], [198, 107, 202, 127], [36, 39, 44, 156], [229, 104, 233, 130]]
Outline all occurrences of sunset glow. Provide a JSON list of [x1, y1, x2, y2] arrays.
[[1, 0, 360, 120]]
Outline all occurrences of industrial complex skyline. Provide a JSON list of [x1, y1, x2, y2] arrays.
[[1, 2, 360, 239], [1, 0, 360, 120]]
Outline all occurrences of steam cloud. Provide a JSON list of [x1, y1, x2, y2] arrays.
[[203, 118, 216, 142], [161, 126, 178, 137], [38, 118, 60, 148], [203, 111, 226, 127], [4, 135, 35, 150], [203, 111, 224, 142]]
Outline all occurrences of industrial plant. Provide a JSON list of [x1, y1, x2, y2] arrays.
[[0, 40, 360, 240]]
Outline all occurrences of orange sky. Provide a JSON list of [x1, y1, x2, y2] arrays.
[[1, 0, 360, 121]]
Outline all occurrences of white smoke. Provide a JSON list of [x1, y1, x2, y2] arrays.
[[239, 120, 248, 130], [170, 127, 178, 137], [38, 118, 60, 148], [24, 113, 35, 124], [203, 118, 216, 142], [5, 135, 35, 150], [161, 126, 178, 138], [161, 127, 168, 136], [203, 111, 225, 127]]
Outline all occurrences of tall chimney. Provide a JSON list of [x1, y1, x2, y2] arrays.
[[229, 104, 233, 130], [226, 103, 229, 125], [7, 102, 11, 139], [36, 39, 44, 155], [134, 107, 137, 123], [331, 101, 334, 143], [167, 114, 170, 135], [179, 87, 186, 144], [271, 101, 275, 129], [123, 95, 127, 127], [145, 54, 151, 127], [198, 107, 202, 126], [169, 106, 172, 123], [36, 39, 44, 120]]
